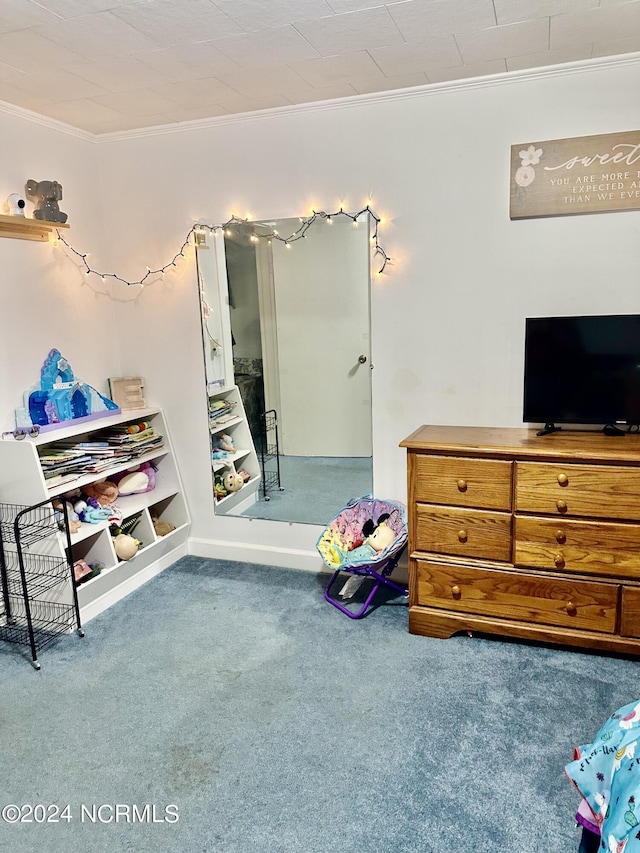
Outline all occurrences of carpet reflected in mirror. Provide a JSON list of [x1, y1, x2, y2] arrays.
[[242, 455, 373, 525]]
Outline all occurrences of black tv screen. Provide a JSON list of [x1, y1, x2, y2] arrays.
[[523, 314, 640, 426]]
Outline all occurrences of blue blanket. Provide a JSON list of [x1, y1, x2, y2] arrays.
[[566, 699, 640, 852]]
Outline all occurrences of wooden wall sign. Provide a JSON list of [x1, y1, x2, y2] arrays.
[[510, 130, 640, 219]]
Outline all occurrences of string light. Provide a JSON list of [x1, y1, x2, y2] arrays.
[[53, 205, 393, 286]]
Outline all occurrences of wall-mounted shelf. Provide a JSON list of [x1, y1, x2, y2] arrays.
[[0, 213, 69, 242]]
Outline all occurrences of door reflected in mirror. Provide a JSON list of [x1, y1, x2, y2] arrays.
[[198, 214, 374, 525]]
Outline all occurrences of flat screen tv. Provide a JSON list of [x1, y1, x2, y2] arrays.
[[523, 314, 640, 430]]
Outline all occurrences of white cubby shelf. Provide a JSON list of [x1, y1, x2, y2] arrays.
[[0, 408, 190, 623], [209, 385, 261, 515]]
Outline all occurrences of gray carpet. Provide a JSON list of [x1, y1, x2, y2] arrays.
[[242, 455, 373, 524], [0, 556, 636, 853]]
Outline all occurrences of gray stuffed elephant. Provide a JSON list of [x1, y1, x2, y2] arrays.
[[25, 179, 68, 223]]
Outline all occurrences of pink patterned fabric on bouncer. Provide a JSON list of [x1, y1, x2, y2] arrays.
[[316, 495, 408, 618]]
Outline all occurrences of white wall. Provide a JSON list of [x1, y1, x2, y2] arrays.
[[0, 110, 117, 434], [3, 57, 640, 570]]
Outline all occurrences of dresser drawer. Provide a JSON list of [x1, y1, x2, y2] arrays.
[[414, 559, 618, 633], [412, 454, 512, 510], [621, 587, 640, 637], [415, 504, 512, 561], [516, 461, 640, 520], [515, 515, 640, 581]]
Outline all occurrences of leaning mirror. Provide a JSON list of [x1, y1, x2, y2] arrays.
[[196, 213, 373, 525]]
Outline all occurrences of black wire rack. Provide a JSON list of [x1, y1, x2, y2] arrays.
[[259, 409, 284, 501], [0, 499, 84, 670]]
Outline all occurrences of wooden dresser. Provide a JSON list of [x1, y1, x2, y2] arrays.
[[400, 425, 640, 654]]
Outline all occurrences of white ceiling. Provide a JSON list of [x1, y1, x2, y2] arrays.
[[1, 0, 640, 135]]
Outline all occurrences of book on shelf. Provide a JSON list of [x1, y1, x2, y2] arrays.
[[39, 440, 164, 482], [54, 440, 111, 449], [209, 401, 236, 419], [99, 429, 154, 444], [41, 454, 94, 471], [35, 417, 166, 487], [210, 414, 237, 427], [85, 460, 120, 473], [43, 462, 93, 479], [39, 449, 88, 463], [45, 473, 81, 490]]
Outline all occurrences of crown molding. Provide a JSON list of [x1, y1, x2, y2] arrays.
[[0, 98, 94, 142], [91, 51, 640, 143], [1, 51, 640, 145]]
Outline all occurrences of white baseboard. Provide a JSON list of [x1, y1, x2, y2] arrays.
[[188, 536, 325, 573]]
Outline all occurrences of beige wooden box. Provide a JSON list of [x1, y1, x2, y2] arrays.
[[108, 376, 146, 410]]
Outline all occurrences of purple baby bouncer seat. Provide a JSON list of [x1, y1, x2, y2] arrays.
[[317, 496, 409, 619]]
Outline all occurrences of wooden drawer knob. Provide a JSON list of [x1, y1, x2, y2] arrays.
[[557, 473, 569, 486], [554, 554, 565, 569], [457, 478, 467, 492], [451, 585, 461, 599], [457, 529, 468, 543], [556, 530, 566, 544], [556, 499, 567, 513], [566, 600, 577, 616]]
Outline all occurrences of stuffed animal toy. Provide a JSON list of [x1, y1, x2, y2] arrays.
[[112, 462, 156, 496], [53, 499, 82, 534], [212, 433, 235, 454], [83, 480, 119, 506], [362, 513, 396, 552], [214, 474, 227, 500], [73, 560, 103, 584], [74, 497, 122, 526], [77, 480, 122, 525], [74, 498, 112, 524], [223, 470, 243, 493], [25, 178, 68, 223], [328, 513, 397, 566], [152, 515, 175, 537], [113, 533, 140, 561], [73, 559, 93, 583]]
